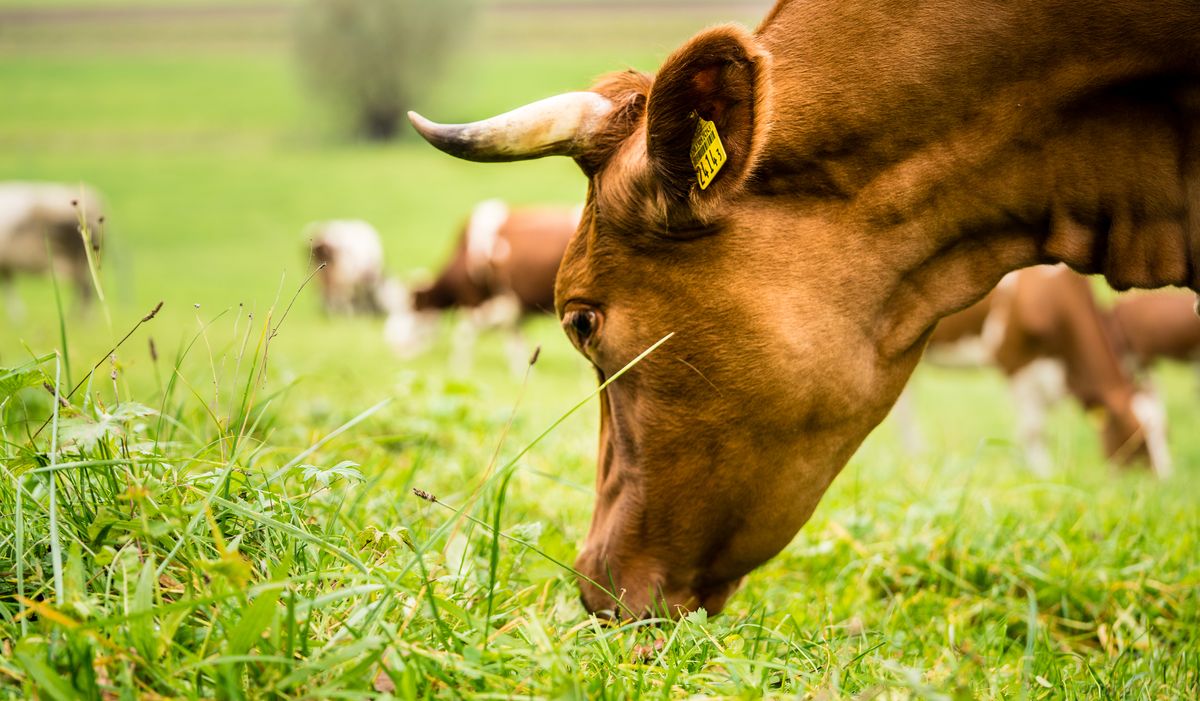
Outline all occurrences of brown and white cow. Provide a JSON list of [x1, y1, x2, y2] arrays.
[[0, 182, 103, 314], [1108, 291, 1200, 374], [305, 219, 386, 315], [383, 199, 579, 371], [895, 266, 1170, 476], [410, 1, 1200, 617]]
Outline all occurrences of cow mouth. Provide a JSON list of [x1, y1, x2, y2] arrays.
[[575, 554, 745, 619], [582, 581, 743, 620]]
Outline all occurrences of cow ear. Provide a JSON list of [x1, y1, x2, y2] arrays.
[[645, 24, 771, 207]]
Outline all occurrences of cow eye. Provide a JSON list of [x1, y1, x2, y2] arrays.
[[564, 307, 600, 347]]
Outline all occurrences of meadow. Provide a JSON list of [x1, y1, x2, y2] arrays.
[[1, 2, 1197, 698]]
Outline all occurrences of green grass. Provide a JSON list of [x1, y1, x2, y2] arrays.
[[1, 5, 1198, 699]]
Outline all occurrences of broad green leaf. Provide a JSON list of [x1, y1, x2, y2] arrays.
[[109, 402, 158, 422], [60, 416, 120, 452], [226, 585, 284, 656], [0, 366, 48, 404], [129, 556, 159, 661], [299, 460, 364, 487], [63, 543, 93, 620], [14, 639, 77, 701]]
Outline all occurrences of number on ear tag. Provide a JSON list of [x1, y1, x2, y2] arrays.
[[689, 117, 727, 190]]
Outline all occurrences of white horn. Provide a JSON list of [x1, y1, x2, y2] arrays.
[[408, 92, 614, 162]]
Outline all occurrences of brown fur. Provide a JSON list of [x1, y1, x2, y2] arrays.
[[417, 0, 1200, 617], [560, 1, 1200, 618], [1108, 290, 1200, 368]]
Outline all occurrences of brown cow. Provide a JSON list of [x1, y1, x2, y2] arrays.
[[896, 266, 1169, 476], [1108, 291, 1200, 373], [383, 199, 578, 371], [410, 1, 1200, 617]]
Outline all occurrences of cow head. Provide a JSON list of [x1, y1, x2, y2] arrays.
[[1113, 388, 1172, 478], [410, 11, 1199, 617], [412, 25, 914, 617]]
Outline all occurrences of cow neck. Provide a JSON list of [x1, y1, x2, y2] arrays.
[[754, 0, 1200, 360]]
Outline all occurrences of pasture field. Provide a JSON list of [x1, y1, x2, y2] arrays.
[[1, 3, 1198, 699]]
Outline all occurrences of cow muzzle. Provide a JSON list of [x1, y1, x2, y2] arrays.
[[574, 546, 742, 619]]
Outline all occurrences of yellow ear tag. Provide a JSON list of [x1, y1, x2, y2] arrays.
[[689, 116, 727, 190]]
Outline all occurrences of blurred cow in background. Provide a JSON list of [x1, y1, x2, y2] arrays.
[[896, 266, 1170, 477], [0, 182, 103, 316], [1107, 291, 1200, 376], [383, 199, 579, 373], [305, 219, 386, 315]]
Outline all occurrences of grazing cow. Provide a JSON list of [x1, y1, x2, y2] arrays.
[[1107, 291, 1200, 373], [0, 182, 103, 312], [305, 219, 386, 315], [383, 199, 578, 371], [410, 0, 1200, 617], [896, 266, 1169, 476]]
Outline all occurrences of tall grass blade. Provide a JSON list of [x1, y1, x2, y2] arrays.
[[47, 352, 65, 603], [46, 238, 71, 388], [483, 467, 516, 650], [13, 423, 26, 637]]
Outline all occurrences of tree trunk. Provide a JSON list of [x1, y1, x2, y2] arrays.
[[360, 108, 401, 141]]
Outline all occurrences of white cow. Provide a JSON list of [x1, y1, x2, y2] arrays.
[[305, 219, 386, 315], [0, 182, 104, 315]]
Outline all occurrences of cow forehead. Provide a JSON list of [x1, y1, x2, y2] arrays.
[[591, 130, 664, 235], [554, 200, 628, 305], [558, 150, 655, 290]]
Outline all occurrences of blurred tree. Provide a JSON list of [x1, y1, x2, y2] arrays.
[[294, 0, 475, 141]]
